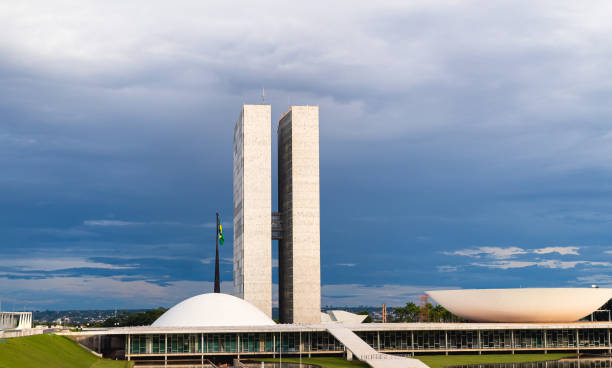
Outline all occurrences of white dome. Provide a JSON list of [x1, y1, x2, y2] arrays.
[[152, 293, 276, 327]]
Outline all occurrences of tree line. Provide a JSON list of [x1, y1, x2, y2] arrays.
[[98, 308, 167, 327], [389, 302, 464, 322]]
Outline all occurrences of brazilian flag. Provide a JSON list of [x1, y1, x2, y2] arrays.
[[217, 216, 224, 245]]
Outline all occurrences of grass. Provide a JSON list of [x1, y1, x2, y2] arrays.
[[259, 353, 578, 368], [417, 353, 577, 368], [0, 334, 133, 368], [260, 357, 369, 368]]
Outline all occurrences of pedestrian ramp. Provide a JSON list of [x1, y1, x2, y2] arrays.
[[325, 325, 430, 368]]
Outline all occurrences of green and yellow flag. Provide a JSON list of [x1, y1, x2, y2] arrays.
[[217, 215, 224, 245]]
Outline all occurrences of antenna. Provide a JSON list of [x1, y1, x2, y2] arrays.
[[261, 87, 265, 104]]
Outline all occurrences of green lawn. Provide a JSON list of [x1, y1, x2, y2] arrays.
[[0, 334, 133, 368], [260, 353, 577, 368], [418, 353, 576, 368], [260, 357, 369, 368]]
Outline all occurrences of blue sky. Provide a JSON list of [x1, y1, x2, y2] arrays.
[[1, 0, 612, 310]]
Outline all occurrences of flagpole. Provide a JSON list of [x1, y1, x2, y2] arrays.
[[214, 212, 221, 293]]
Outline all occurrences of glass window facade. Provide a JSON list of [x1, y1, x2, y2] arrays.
[[126, 328, 612, 356], [447, 330, 478, 349], [481, 330, 513, 349], [546, 329, 577, 348], [578, 329, 609, 347], [515, 330, 544, 348]]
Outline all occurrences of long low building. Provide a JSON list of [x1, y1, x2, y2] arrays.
[[65, 321, 612, 364], [0, 312, 32, 330]]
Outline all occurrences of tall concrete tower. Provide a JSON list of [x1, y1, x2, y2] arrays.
[[277, 106, 321, 324], [233, 104, 272, 318]]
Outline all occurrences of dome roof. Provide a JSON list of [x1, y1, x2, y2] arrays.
[[152, 293, 276, 327], [427, 288, 612, 323]]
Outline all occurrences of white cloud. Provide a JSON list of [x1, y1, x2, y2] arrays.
[[84, 219, 229, 228], [0, 276, 234, 309], [437, 265, 458, 272], [33, 227, 97, 237], [471, 260, 536, 269], [533, 260, 584, 269], [445, 246, 527, 259], [472, 260, 612, 270], [534, 246, 580, 255], [336, 263, 356, 267], [0, 257, 136, 272], [322, 284, 458, 306], [448, 246, 583, 259], [574, 274, 612, 288], [0, 274, 459, 309], [84, 220, 143, 226], [200, 257, 233, 265]]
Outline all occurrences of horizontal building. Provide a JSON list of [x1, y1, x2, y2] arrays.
[[0, 312, 32, 330], [66, 322, 612, 363]]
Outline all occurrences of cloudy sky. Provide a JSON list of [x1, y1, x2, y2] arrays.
[[2, 0, 612, 311]]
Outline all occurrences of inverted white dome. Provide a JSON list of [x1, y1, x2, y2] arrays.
[[152, 293, 276, 327], [427, 288, 612, 323]]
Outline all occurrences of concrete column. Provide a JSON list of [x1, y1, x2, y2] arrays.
[[444, 330, 448, 355], [127, 334, 131, 361], [165, 334, 168, 367], [477, 330, 481, 355], [299, 331, 303, 354], [237, 334, 240, 359], [608, 328, 611, 354], [576, 329, 580, 354], [202, 333, 205, 365], [273, 334, 276, 358], [543, 329, 547, 353], [511, 330, 515, 354], [377, 331, 380, 351], [411, 331, 414, 355], [308, 332, 311, 358]]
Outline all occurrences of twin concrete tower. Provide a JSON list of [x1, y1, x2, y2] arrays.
[[233, 105, 321, 324]]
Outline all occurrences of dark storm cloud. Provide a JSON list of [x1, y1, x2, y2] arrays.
[[1, 0, 612, 308]]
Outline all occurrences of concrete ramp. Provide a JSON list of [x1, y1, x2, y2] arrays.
[[325, 325, 430, 368]]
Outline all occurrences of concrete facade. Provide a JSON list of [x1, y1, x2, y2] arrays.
[[0, 312, 32, 330], [278, 106, 321, 324], [233, 104, 272, 318]]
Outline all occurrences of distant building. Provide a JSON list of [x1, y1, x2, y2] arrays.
[[232, 104, 321, 323], [0, 312, 32, 330], [233, 104, 273, 318], [277, 106, 321, 324]]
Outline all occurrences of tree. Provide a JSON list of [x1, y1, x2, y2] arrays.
[[392, 302, 420, 322], [391, 302, 463, 322], [98, 308, 168, 327]]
